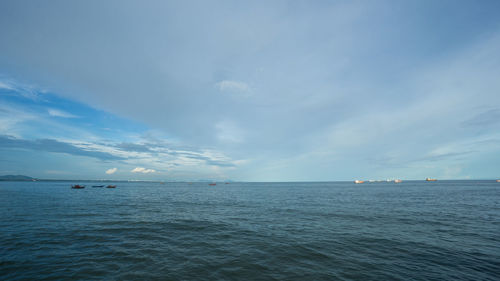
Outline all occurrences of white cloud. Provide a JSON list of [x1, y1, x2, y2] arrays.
[[48, 109, 79, 118], [215, 80, 251, 95], [131, 167, 156, 173], [105, 167, 117, 174]]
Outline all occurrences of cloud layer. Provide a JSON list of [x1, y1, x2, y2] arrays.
[[1, 1, 500, 180], [0, 135, 124, 161], [0, 86, 240, 180]]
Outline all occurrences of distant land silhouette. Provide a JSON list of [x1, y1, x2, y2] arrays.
[[0, 175, 36, 181]]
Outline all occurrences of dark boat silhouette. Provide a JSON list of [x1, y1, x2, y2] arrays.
[[106, 185, 116, 188], [71, 185, 85, 189], [208, 183, 216, 186], [92, 185, 104, 187]]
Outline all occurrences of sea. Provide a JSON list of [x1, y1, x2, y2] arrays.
[[0, 180, 499, 280]]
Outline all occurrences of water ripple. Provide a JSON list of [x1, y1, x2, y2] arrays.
[[1, 181, 499, 280]]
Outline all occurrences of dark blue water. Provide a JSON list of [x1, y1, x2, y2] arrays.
[[1, 181, 499, 280]]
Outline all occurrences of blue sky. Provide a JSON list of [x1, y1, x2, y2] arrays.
[[1, 0, 500, 181]]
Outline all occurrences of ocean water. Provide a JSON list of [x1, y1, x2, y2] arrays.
[[0, 181, 499, 280]]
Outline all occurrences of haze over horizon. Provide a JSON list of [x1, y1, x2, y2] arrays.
[[1, 0, 500, 181]]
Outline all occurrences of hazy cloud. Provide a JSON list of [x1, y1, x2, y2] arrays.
[[0, 81, 15, 91], [48, 108, 79, 118], [461, 109, 500, 128], [215, 80, 251, 95], [116, 142, 153, 153], [0, 135, 125, 161], [412, 151, 476, 163], [216, 121, 245, 143]]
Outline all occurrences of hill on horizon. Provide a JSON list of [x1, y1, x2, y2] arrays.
[[0, 175, 36, 181]]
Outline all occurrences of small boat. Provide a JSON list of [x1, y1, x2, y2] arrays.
[[106, 185, 116, 188], [92, 185, 104, 187], [496, 180, 500, 183], [208, 183, 216, 186], [394, 179, 403, 183], [426, 178, 437, 181], [354, 180, 364, 184], [225, 182, 230, 184], [71, 185, 85, 189]]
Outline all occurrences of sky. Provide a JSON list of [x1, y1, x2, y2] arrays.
[[0, 0, 500, 181]]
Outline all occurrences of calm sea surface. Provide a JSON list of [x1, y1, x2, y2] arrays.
[[1, 181, 499, 280]]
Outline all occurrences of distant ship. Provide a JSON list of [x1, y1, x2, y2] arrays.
[[426, 178, 437, 181], [71, 185, 85, 189], [209, 183, 216, 186], [496, 180, 500, 183], [394, 179, 402, 183], [354, 180, 364, 184], [106, 185, 116, 188]]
